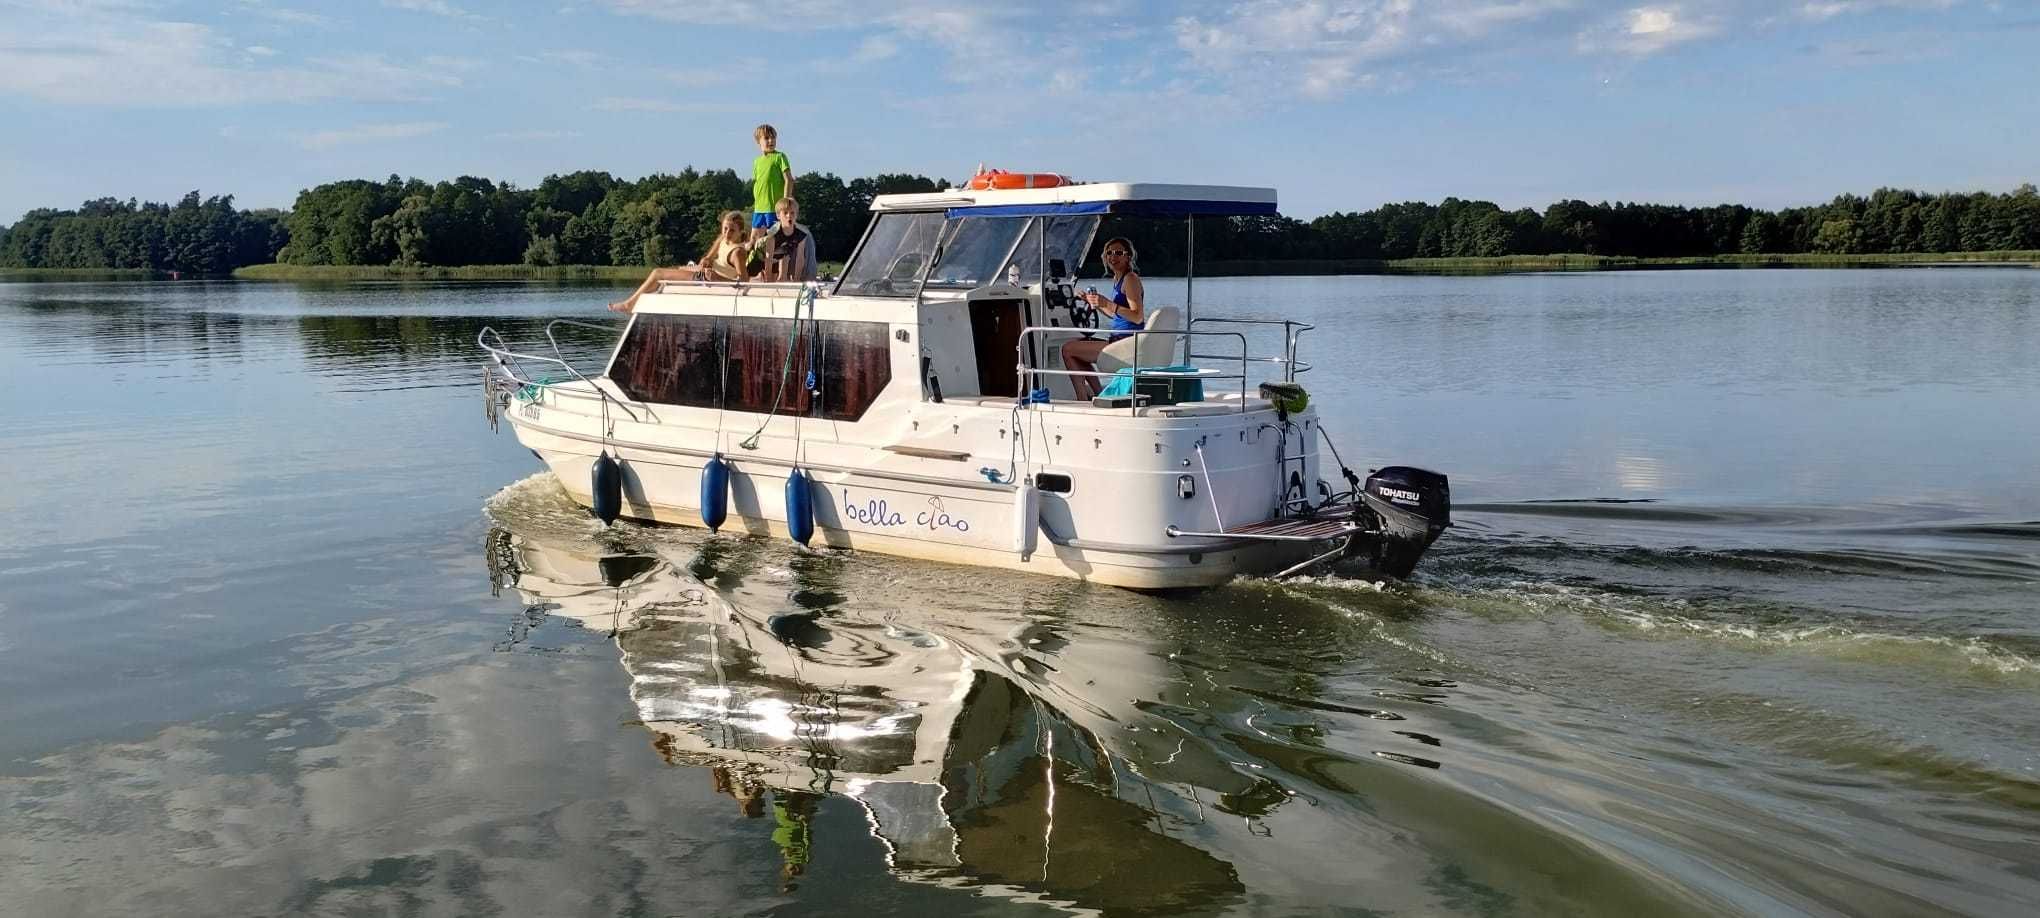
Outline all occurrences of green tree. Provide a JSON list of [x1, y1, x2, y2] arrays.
[[1811, 217, 1859, 254], [1739, 213, 1778, 254]]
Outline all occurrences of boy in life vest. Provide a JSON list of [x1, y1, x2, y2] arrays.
[[755, 197, 816, 282], [751, 124, 794, 243]]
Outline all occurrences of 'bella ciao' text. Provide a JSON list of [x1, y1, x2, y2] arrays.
[[842, 492, 971, 534]]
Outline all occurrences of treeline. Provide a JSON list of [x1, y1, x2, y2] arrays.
[[1107, 185, 2040, 269], [274, 170, 945, 269], [0, 193, 287, 273], [5, 175, 2037, 274]]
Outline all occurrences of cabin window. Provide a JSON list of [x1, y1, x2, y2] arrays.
[[724, 316, 811, 416], [817, 320, 893, 420], [608, 314, 723, 408], [609, 315, 892, 422]]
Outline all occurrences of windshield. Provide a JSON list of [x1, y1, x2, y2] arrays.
[[925, 217, 1028, 290], [839, 212, 1103, 296], [1001, 215, 1100, 284], [839, 212, 947, 296]]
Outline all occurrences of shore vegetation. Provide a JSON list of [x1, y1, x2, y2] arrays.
[[231, 262, 850, 282], [5, 170, 2036, 278], [218, 252, 2040, 282]]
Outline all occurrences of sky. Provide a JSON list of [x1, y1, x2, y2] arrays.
[[1, 0, 2036, 223]]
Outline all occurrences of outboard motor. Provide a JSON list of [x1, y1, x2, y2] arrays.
[[1356, 466, 1451, 578]]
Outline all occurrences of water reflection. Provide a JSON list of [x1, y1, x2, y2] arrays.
[[490, 527, 1245, 912], [482, 473, 1774, 917]]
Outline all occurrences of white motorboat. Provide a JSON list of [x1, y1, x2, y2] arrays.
[[480, 180, 1449, 589]]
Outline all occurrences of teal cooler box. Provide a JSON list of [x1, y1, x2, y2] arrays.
[[1099, 365, 1204, 406]]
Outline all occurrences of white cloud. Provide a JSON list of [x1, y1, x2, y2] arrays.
[[421, 53, 485, 72], [598, 1, 1024, 81], [1578, 5, 1722, 54], [244, 44, 278, 57], [658, 68, 732, 86], [298, 121, 448, 151], [381, 0, 485, 20], [524, 48, 603, 68], [485, 129, 585, 141], [0, 12, 466, 106], [1162, 0, 1985, 97], [852, 34, 900, 63], [1432, 0, 1586, 35], [1168, 1, 1597, 99], [593, 0, 1984, 103], [809, 33, 901, 74], [594, 97, 754, 113], [1796, 0, 1959, 20], [596, 0, 863, 27], [234, 0, 335, 29]]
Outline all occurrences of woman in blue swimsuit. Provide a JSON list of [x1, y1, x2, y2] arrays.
[[1063, 237, 1145, 399]]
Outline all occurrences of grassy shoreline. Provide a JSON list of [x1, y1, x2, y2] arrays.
[[232, 263, 655, 281], [12, 250, 2030, 284], [231, 262, 855, 282], [1189, 250, 2040, 276], [0, 268, 167, 280]]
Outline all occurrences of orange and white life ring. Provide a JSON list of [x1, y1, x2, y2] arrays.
[[966, 169, 1069, 191]]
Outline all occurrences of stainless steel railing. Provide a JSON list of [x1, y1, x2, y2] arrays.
[[1187, 317, 1314, 381], [1015, 326, 1253, 414], [477, 320, 646, 423], [652, 278, 817, 294]]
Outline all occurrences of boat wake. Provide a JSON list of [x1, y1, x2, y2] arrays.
[[1428, 575, 2040, 678], [476, 475, 2040, 915]]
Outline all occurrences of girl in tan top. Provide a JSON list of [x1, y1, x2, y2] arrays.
[[609, 210, 753, 313]]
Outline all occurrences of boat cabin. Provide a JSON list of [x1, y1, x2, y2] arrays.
[[837, 182, 1277, 402], [606, 181, 1286, 413]]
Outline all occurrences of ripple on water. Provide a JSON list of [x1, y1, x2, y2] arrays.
[[472, 489, 1750, 914], [467, 473, 2040, 914]]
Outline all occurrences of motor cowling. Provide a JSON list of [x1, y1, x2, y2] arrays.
[[1357, 466, 1451, 578]]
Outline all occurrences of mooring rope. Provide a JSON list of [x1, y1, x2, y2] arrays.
[[738, 284, 817, 451]]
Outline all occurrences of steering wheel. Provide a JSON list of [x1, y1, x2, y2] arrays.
[[855, 251, 927, 295], [1068, 285, 1101, 338], [1069, 286, 1100, 333]]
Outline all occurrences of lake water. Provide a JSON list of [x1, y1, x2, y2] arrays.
[[2, 269, 2036, 916]]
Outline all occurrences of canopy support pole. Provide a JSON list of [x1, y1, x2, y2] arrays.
[[1183, 216, 1195, 364], [1033, 216, 1047, 391]]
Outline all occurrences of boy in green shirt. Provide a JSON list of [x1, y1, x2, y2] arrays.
[[751, 124, 794, 242]]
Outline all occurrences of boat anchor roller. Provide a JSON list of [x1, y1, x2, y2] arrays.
[[590, 451, 623, 526], [700, 454, 730, 532], [785, 467, 815, 546]]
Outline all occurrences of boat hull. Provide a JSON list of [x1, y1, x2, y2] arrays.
[[527, 441, 1314, 591]]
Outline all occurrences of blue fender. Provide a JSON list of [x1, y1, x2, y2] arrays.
[[700, 454, 730, 531], [590, 452, 622, 525], [785, 468, 815, 546]]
